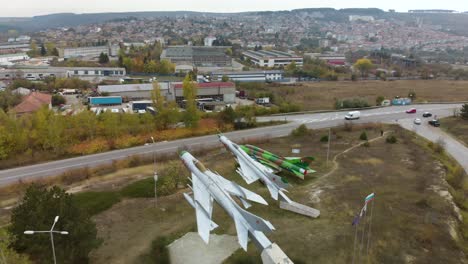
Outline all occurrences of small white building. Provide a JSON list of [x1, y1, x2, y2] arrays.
[[204, 36, 217, 47]]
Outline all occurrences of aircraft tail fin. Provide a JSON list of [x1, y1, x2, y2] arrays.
[[236, 205, 275, 233]]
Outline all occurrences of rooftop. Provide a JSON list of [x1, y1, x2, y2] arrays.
[[243, 50, 300, 59], [173, 82, 235, 89], [98, 83, 169, 93], [12, 92, 51, 114]]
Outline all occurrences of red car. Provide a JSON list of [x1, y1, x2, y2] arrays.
[[406, 108, 417, 114]]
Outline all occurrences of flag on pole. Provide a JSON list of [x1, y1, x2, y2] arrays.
[[364, 193, 375, 204]]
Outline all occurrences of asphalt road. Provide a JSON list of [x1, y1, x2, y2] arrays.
[[0, 104, 462, 186], [400, 118, 468, 173]]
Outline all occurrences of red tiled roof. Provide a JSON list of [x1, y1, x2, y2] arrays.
[[173, 82, 235, 89], [13, 92, 52, 114]]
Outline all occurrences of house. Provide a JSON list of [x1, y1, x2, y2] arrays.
[[12, 92, 52, 115]]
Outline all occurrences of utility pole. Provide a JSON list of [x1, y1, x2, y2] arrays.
[[326, 128, 331, 167]]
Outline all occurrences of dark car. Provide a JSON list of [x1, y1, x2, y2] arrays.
[[429, 119, 440, 127], [423, 112, 432, 118]]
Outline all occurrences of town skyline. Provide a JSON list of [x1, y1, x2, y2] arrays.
[[2, 0, 467, 17]]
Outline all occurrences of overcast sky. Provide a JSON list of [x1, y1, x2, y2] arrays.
[[1, 0, 467, 17]]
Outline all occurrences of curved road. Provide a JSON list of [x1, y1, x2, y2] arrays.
[[0, 104, 461, 186]]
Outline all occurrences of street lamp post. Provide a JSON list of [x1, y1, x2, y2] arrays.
[[24, 216, 69, 264], [150, 136, 158, 207]]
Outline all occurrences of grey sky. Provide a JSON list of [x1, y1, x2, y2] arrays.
[[2, 0, 467, 17]]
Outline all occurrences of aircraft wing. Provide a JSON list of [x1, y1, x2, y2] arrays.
[[192, 173, 216, 244], [207, 171, 268, 206], [236, 157, 261, 184]]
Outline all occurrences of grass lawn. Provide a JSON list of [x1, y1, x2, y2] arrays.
[[82, 124, 466, 263], [440, 116, 468, 146], [244, 80, 468, 111]]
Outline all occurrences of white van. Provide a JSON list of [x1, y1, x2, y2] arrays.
[[345, 111, 361, 120]]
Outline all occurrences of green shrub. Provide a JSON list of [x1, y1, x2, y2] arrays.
[[386, 135, 397, 144], [320, 135, 329, 142], [291, 124, 310, 137], [73, 191, 121, 216], [137, 236, 171, 264], [335, 98, 370, 109], [359, 131, 368, 141], [362, 141, 370, 147]]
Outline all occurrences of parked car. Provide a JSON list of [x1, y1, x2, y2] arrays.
[[345, 111, 361, 120], [414, 118, 422, 125], [406, 108, 417, 114], [429, 119, 440, 127], [422, 112, 432, 118]]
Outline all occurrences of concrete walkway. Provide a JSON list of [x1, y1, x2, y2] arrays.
[[400, 119, 468, 173], [168, 232, 240, 264]]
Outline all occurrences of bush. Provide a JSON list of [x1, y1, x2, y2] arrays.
[[335, 98, 370, 109], [137, 236, 171, 264], [320, 135, 329, 142], [359, 131, 368, 141], [51, 94, 66, 106], [376, 96, 385, 106], [362, 141, 370, 147], [386, 135, 397, 144], [291, 124, 310, 137]]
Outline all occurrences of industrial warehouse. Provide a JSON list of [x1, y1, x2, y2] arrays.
[[242, 49, 303, 68]]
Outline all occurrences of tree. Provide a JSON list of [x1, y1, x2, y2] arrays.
[[51, 94, 66, 106], [45, 42, 56, 56], [286, 61, 297, 73], [98, 52, 109, 64], [51, 47, 59, 57], [9, 185, 98, 264], [158, 60, 175, 75], [29, 41, 39, 57], [376, 96, 385, 106], [182, 75, 200, 128], [461, 103, 468, 120], [353, 58, 373, 77], [221, 75, 230, 82], [0, 229, 31, 263], [40, 44, 47, 56]]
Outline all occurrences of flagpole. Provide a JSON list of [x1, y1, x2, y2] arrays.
[[352, 218, 359, 264], [366, 199, 375, 262], [359, 204, 368, 263]]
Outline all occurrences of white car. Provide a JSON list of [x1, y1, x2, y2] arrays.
[[414, 118, 422, 125]]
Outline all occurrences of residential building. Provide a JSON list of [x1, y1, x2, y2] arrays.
[[211, 70, 284, 82], [59, 45, 120, 59], [12, 92, 52, 115], [242, 50, 303, 68], [349, 15, 375, 22], [161, 46, 231, 67]]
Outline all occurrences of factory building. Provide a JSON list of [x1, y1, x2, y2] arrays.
[[0, 66, 126, 81], [242, 50, 303, 68], [211, 70, 284, 82], [172, 82, 235, 104], [97, 83, 170, 101], [0, 53, 30, 65], [161, 46, 231, 67]]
